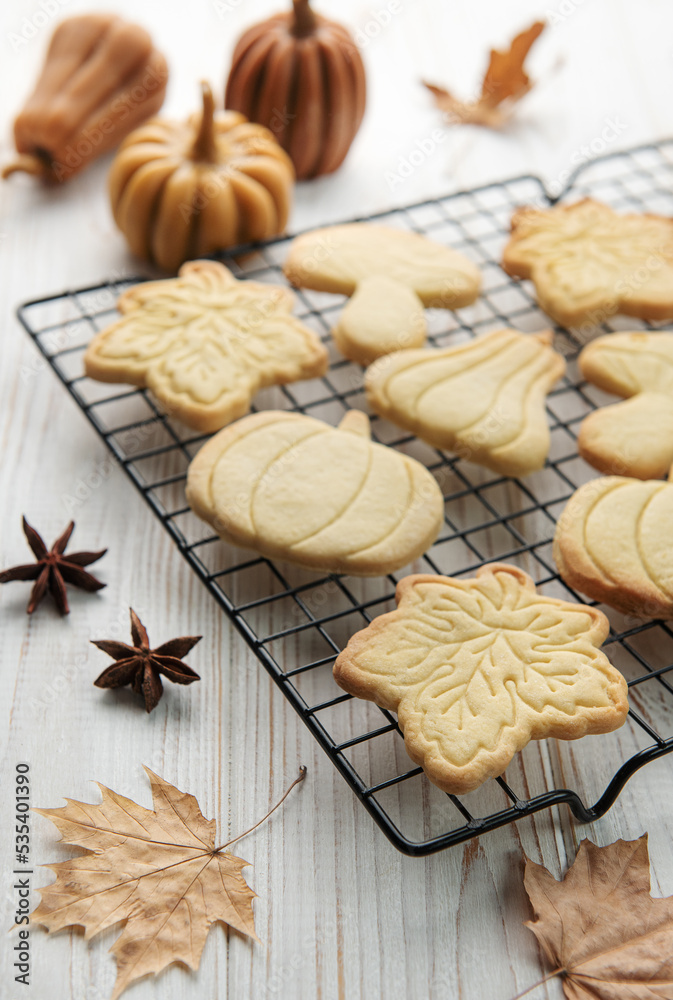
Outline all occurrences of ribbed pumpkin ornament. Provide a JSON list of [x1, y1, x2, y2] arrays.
[[225, 0, 366, 180], [108, 82, 294, 272]]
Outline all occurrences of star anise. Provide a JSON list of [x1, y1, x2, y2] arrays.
[[0, 517, 106, 615], [93, 609, 201, 712]]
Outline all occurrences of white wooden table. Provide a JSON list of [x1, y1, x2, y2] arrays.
[[2, 1, 673, 998]]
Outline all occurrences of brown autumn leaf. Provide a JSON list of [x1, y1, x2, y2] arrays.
[[32, 765, 306, 999], [423, 21, 545, 128], [521, 835, 673, 999]]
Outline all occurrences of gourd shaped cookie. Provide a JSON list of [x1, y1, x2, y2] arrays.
[[502, 199, 673, 328], [186, 410, 444, 576], [283, 223, 481, 365], [578, 332, 673, 479], [365, 328, 565, 476], [554, 469, 673, 618], [84, 261, 328, 432], [334, 564, 628, 794]]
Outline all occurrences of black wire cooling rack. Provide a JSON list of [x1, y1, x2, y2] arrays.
[[17, 140, 673, 856]]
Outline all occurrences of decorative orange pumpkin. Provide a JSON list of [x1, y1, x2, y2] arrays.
[[225, 0, 366, 180], [108, 82, 294, 273]]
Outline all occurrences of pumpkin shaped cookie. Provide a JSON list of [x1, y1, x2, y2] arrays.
[[578, 332, 673, 479], [365, 328, 565, 476], [186, 410, 444, 576], [554, 470, 673, 618], [84, 260, 328, 432]]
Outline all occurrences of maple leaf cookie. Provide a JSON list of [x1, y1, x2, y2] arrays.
[[502, 199, 673, 328], [283, 223, 481, 365], [84, 260, 328, 432], [334, 564, 628, 794], [365, 328, 565, 477], [554, 471, 673, 618], [186, 410, 444, 576], [578, 332, 673, 480]]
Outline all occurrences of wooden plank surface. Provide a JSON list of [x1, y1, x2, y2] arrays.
[[1, 1, 673, 998]]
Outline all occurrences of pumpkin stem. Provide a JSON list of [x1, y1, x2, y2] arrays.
[[191, 81, 218, 162], [2, 152, 50, 180], [291, 0, 317, 36]]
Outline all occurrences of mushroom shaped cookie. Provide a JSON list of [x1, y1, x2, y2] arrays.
[[554, 470, 673, 619], [186, 410, 444, 576], [365, 328, 565, 477], [84, 261, 328, 433], [502, 199, 673, 328], [283, 224, 481, 365], [334, 564, 628, 794], [578, 332, 673, 479]]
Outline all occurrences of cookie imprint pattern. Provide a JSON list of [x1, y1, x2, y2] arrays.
[[334, 564, 629, 794]]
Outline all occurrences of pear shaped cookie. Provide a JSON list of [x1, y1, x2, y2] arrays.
[[283, 223, 481, 364], [186, 410, 444, 576], [554, 471, 673, 618], [578, 332, 673, 479], [502, 199, 673, 328], [334, 564, 628, 794], [84, 260, 328, 432], [365, 328, 565, 477]]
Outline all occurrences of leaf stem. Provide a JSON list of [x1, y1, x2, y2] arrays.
[[215, 766, 307, 852], [508, 968, 565, 1000]]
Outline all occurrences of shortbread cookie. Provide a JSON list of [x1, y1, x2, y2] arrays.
[[365, 328, 565, 476], [84, 260, 328, 432], [502, 199, 673, 328], [578, 332, 673, 479], [554, 471, 673, 618], [186, 410, 444, 576], [283, 223, 481, 364], [332, 275, 427, 366], [334, 564, 628, 794]]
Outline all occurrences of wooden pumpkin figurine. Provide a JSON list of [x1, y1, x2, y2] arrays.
[[225, 0, 366, 180], [108, 81, 294, 272], [2, 14, 168, 183]]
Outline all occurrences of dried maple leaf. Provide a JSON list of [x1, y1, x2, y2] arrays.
[[520, 835, 673, 999], [423, 21, 545, 128], [32, 766, 306, 999]]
